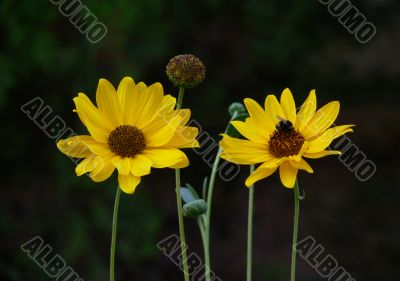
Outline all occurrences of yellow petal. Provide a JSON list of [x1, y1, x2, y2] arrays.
[[231, 119, 268, 144], [264, 95, 286, 124], [75, 156, 95, 176], [142, 97, 180, 135], [295, 90, 317, 131], [333, 124, 354, 138], [279, 161, 298, 188], [245, 162, 278, 187], [169, 153, 189, 168], [302, 101, 340, 139], [164, 126, 199, 148], [126, 81, 148, 125], [117, 77, 135, 105], [307, 124, 354, 153], [111, 156, 131, 175], [75, 155, 102, 176], [289, 159, 313, 173], [117, 77, 138, 124], [280, 88, 296, 123], [244, 98, 275, 135], [142, 148, 188, 168], [136, 82, 147, 94], [289, 153, 303, 162], [89, 154, 115, 182], [159, 95, 176, 114], [177, 109, 191, 125], [84, 139, 111, 156], [143, 109, 191, 136], [219, 134, 271, 165], [303, 150, 341, 159], [73, 93, 112, 142], [135, 82, 164, 128], [57, 135, 93, 158], [118, 173, 141, 194], [145, 112, 182, 147], [96, 79, 122, 126], [130, 154, 153, 176]]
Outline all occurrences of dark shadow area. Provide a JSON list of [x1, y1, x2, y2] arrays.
[[1, 0, 399, 280]]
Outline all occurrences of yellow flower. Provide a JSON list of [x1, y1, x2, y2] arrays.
[[220, 89, 354, 188], [57, 77, 199, 194]]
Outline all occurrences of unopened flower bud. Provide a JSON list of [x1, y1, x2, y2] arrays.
[[183, 199, 207, 218], [228, 102, 246, 116], [166, 54, 206, 88]]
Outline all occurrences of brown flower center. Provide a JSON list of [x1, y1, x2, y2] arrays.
[[268, 120, 304, 158], [108, 125, 145, 158]]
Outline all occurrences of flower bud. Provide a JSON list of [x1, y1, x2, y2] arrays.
[[183, 199, 207, 218], [166, 54, 206, 88], [228, 102, 246, 116]]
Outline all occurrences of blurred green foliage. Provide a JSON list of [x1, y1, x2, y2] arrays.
[[1, 0, 399, 280]]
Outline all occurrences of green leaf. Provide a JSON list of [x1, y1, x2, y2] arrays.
[[225, 113, 249, 138], [202, 177, 208, 200]]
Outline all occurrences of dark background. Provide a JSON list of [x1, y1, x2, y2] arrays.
[[1, 0, 400, 280]]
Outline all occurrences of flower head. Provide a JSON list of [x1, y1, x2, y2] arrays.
[[57, 77, 199, 194], [220, 89, 354, 188], [166, 54, 206, 88]]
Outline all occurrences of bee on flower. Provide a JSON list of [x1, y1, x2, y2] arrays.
[[220, 88, 354, 188]]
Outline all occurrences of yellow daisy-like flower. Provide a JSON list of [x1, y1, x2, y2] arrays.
[[57, 77, 199, 194], [220, 89, 354, 188]]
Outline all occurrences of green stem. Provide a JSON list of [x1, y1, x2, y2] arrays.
[[175, 87, 190, 281], [247, 165, 255, 281], [197, 216, 207, 246], [290, 180, 300, 281], [204, 110, 239, 281], [110, 187, 121, 281], [197, 216, 210, 277], [177, 87, 185, 110]]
